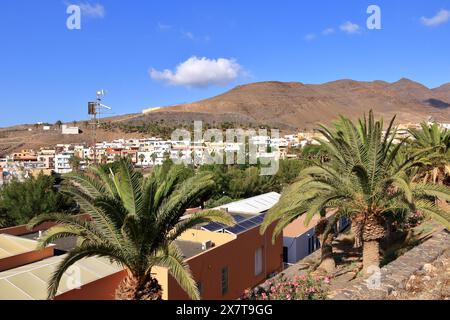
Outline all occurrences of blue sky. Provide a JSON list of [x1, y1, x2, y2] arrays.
[[1, 0, 450, 127]]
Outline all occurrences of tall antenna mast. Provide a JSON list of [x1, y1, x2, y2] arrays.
[[88, 90, 112, 165]]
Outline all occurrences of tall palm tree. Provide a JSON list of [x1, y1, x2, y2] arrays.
[[138, 153, 145, 166], [28, 159, 234, 300], [407, 122, 450, 184], [151, 152, 158, 165], [262, 111, 450, 275]]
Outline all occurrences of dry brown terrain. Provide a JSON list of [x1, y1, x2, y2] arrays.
[[164, 78, 450, 128], [1, 78, 450, 156]]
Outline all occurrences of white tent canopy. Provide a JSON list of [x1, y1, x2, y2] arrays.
[[214, 192, 281, 215]]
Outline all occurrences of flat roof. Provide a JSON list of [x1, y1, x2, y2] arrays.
[[215, 192, 281, 215], [21, 233, 77, 253], [174, 240, 204, 259], [0, 234, 44, 259], [283, 210, 337, 238], [0, 255, 123, 300]]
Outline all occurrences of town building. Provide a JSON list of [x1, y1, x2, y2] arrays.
[[54, 152, 74, 174], [61, 125, 80, 135]]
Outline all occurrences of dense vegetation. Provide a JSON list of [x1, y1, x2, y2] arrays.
[[29, 159, 233, 300], [200, 160, 305, 207], [3, 112, 450, 300], [263, 112, 450, 276], [0, 173, 77, 226], [99, 120, 277, 140]]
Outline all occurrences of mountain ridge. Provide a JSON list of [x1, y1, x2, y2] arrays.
[[1, 78, 450, 156], [152, 78, 450, 129]]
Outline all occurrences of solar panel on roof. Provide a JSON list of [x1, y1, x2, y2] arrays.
[[240, 220, 257, 229], [233, 215, 246, 223], [248, 215, 264, 224], [224, 225, 246, 234], [201, 222, 226, 232]]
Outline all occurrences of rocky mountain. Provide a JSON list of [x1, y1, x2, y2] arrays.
[[1, 78, 450, 155], [138, 78, 450, 130]]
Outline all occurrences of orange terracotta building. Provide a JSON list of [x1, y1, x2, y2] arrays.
[[0, 194, 283, 300]]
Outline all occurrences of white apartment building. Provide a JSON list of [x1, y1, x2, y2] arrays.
[[37, 149, 55, 169], [250, 136, 270, 146], [55, 152, 74, 174], [269, 138, 288, 148]]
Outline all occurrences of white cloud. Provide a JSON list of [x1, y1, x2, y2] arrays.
[[150, 57, 243, 88], [322, 28, 335, 35], [304, 33, 316, 41], [420, 9, 450, 27], [78, 2, 105, 18], [340, 21, 360, 34]]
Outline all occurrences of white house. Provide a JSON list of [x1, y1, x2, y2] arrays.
[[61, 125, 80, 135], [55, 152, 74, 174]]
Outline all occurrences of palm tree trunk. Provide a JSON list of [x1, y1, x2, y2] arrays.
[[362, 240, 380, 275], [361, 213, 385, 275], [315, 217, 336, 274], [351, 218, 363, 248], [318, 232, 335, 274], [115, 272, 162, 300]]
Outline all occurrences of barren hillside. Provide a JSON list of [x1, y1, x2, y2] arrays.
[[1, 78, 450, 156]]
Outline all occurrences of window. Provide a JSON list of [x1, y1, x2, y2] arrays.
[[283, 246, 288, 263], [308, 235, 321, 255], [221, 267, 229, 295], [255, 247, 263, 276]]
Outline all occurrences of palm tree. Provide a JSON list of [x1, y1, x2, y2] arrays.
[[407, 122, 450, 184], [262, 111, 450, 275], [151, 152, 158, 165], [68, 155, 82, 172], [138, 154, 145, 166], [28, 159, 234, 300]]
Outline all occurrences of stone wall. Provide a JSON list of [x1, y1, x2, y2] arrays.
[[332, 230, 450, 300]]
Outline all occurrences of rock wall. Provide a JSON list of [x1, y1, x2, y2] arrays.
[[332, 230, 450, 300]]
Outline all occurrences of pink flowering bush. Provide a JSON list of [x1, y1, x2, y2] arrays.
[[241, 274, 330, 300]]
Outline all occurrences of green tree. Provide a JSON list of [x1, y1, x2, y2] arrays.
[[407, 122, 450, 184], [138, 153, 145, 166], [262, 111, 450, 274], [150, 152, 158, 165], [0, 173, 75, 225], [28, 159, 233, 300], [0, 205, 11, 228], [273, 159, 306, 190], [69, 155, 82, 172], [204, 196, 236, 209], [55, 120, 63, 129]]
